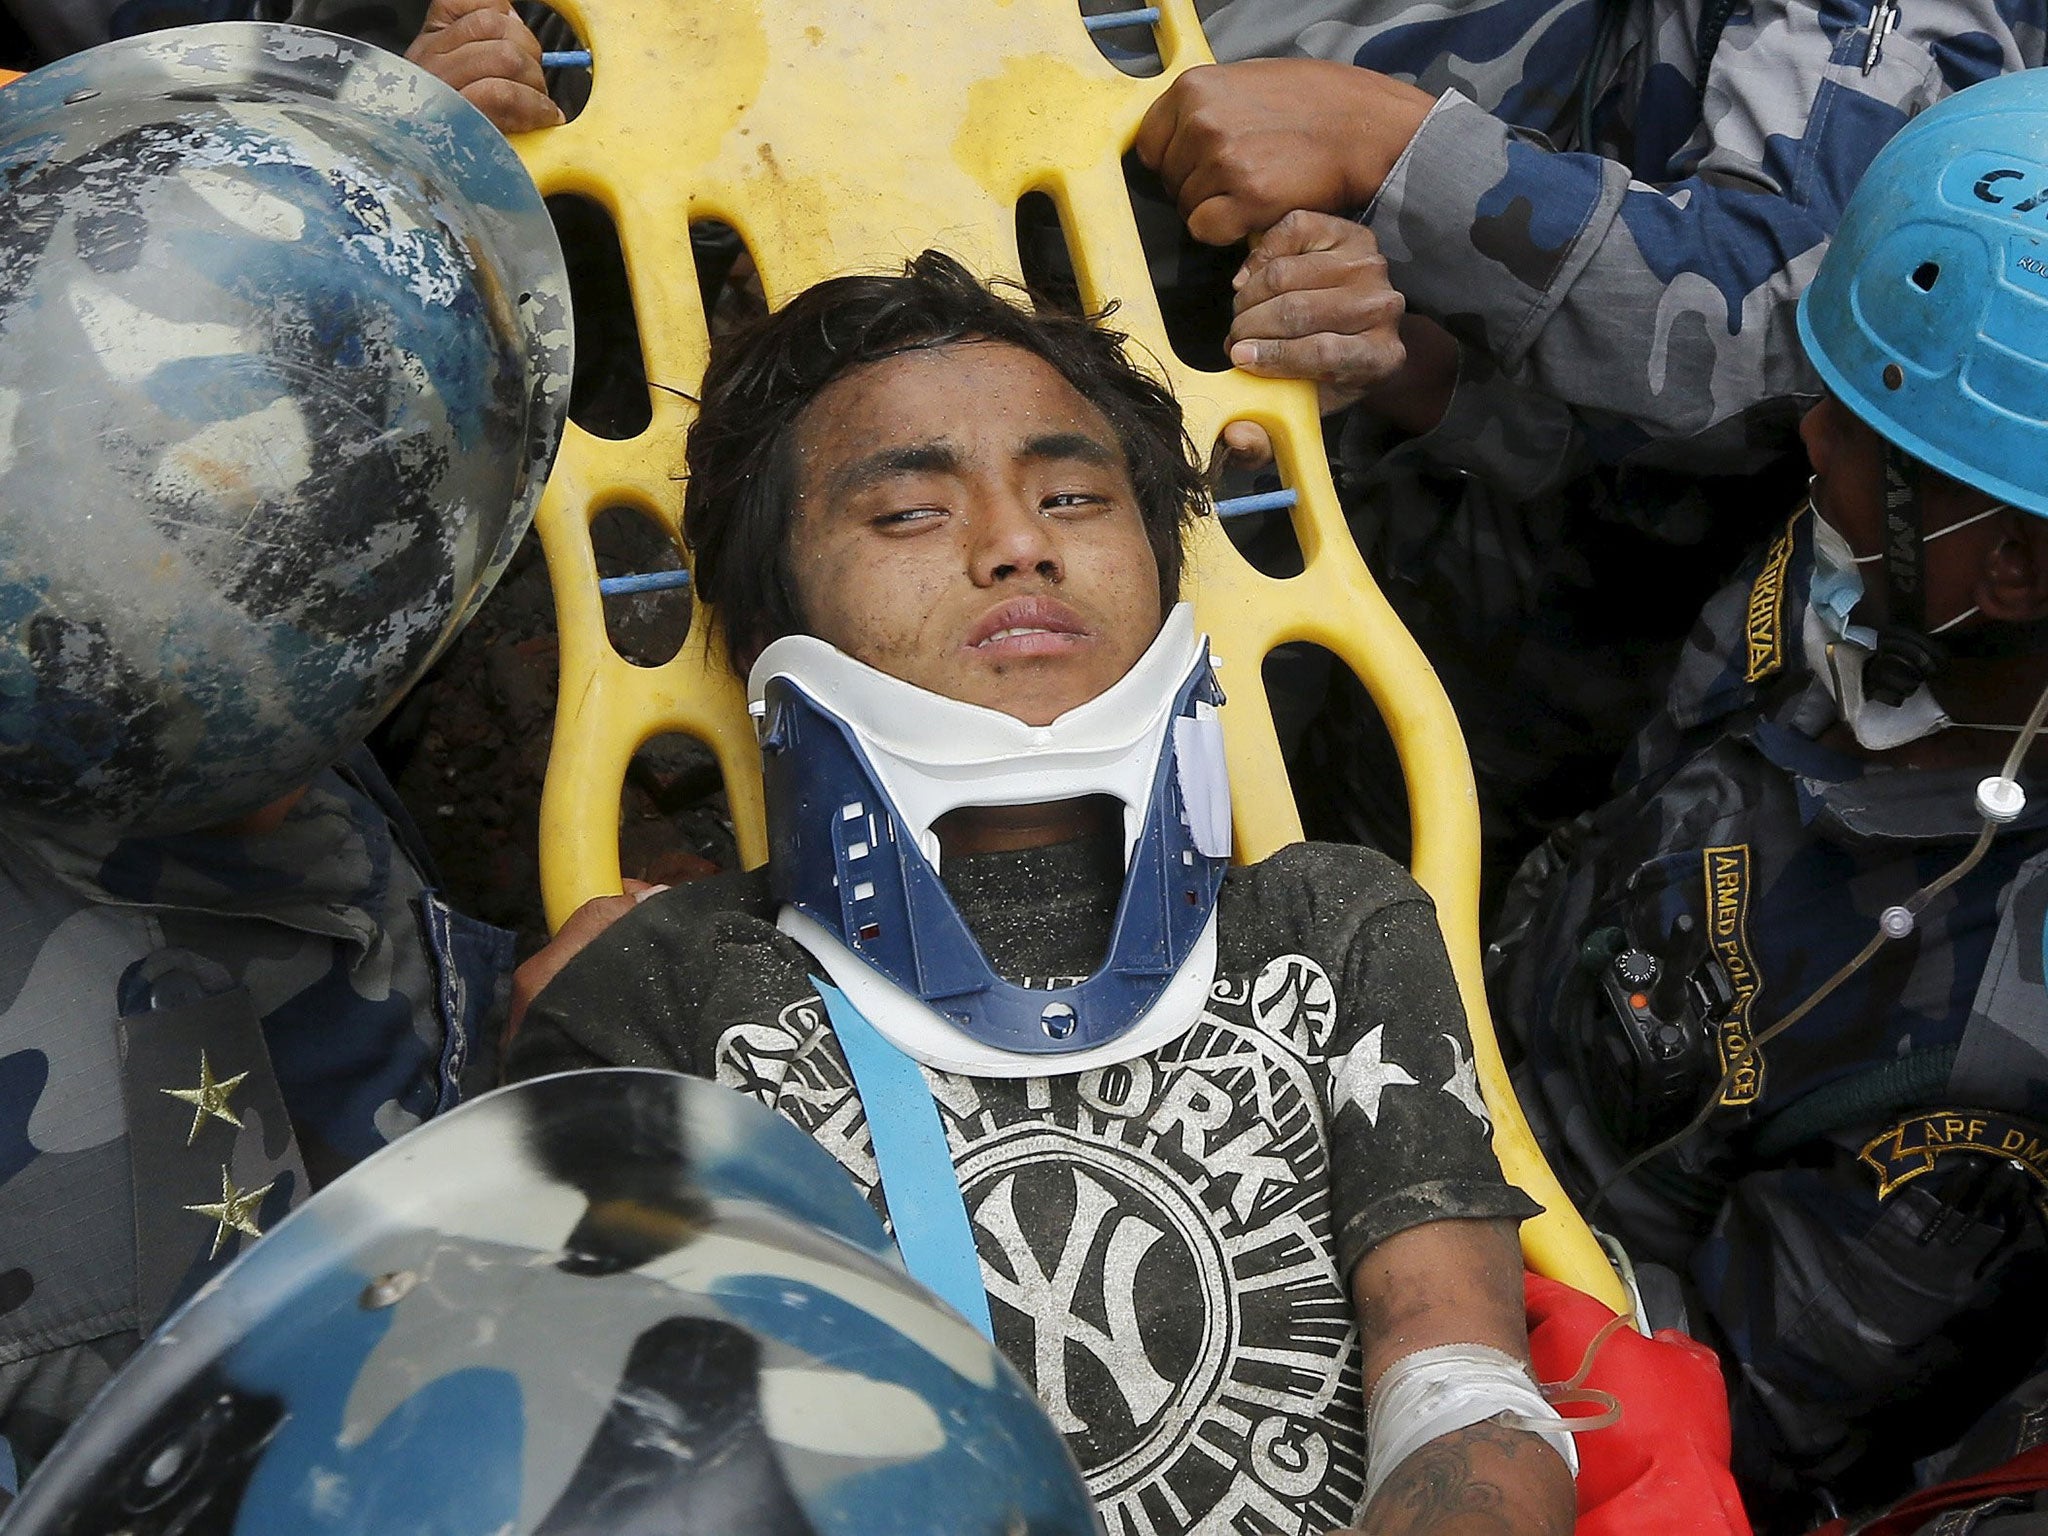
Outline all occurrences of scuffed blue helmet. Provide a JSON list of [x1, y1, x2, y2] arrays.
[[1797, 70, 2048, 519], [1, 1070, 1100, 1535], [0, 23, 572, 834]]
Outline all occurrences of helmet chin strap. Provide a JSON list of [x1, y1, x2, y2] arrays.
[[1866, 443, 1942, 707], [1865, 445, 2048, 699]]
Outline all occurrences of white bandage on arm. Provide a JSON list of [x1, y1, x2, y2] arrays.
[[1363, 1343, 1580, 1508]]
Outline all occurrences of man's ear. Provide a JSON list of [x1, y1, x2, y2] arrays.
[[1976, 510, 2048, 624]]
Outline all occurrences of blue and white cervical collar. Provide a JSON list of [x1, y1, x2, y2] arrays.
[[749, 604, 1231, 1077]]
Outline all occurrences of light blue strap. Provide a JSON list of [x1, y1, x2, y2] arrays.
[[814, 978, 995, 1340], [1, 1432, 17, 1497]]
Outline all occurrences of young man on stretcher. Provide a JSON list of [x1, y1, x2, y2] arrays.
[[409, 8, 1747, 1530], [507, 245, 1600, 1535]]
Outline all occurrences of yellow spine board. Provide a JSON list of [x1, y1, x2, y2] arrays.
[[517, 0, 1625, 1310]]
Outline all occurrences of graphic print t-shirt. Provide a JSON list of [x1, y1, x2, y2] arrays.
[[517, 838, 1538, 1536]]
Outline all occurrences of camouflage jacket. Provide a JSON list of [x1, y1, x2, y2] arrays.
[[1200, 0, 2046, 480], [1488, 506, 2048, 1522], [1241, 0, 2040, 886], [0, 751, 512, 1492]]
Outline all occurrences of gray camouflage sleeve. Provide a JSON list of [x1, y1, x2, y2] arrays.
[[1364, 0, 2038, 470]]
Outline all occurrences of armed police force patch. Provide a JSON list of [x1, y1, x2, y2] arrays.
[[1859, 1109, 2048, 1219]]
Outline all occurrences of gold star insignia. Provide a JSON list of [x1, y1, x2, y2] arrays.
[[184, 1165, 274, 1260], [161, 1050, 248, 1146]]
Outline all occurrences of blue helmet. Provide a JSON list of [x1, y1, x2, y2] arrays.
[[1797, 69, 2048, 519], [1, 1070, 1100, 1535], [0, 23, 572, 834]]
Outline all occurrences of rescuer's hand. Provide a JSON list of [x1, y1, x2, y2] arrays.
[[1135, 61, 1433, 246], [508, 880, 668, 1036], [1228, 212, 1407, 410], [408, 0, 564, 135], [1217, 213, 1455, 463]]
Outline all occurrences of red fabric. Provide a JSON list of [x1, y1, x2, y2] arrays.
[[1803, 1443, 2048, 1536], [1524, 1271, 1753, 1536]]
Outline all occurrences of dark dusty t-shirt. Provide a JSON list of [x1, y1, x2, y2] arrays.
[[515, 838, 1538, 1535]]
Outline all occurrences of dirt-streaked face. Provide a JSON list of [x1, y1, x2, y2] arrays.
[[785, 340, 1166, 726]]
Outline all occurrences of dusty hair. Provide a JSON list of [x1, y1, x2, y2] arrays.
[[681, 249, 1205, 670]]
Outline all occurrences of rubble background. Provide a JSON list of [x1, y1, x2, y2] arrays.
[[373, 519, 734, 957]]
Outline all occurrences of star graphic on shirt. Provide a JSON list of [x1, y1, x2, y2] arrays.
[[1331, 1025, 1418, 1126], [1440, 1034, 1491, 1129], [185, 1165, 273, 1260], [161, 1050, 248, 1146]]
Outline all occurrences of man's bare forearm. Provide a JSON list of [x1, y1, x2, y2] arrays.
[[1355, 1418, 1573, 1536]]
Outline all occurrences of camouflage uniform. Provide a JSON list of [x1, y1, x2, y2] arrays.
[[1199, 0, 2045, 466], [0, 749, 513, 1491], [0, 25, 561, 1501], [1488, 506, 2048, 1524], [1192, 0, 2045, 891]]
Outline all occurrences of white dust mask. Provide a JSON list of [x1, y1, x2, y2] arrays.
[[1803, 499, 2016, 751]]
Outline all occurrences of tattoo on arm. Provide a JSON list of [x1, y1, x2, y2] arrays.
[[1360, 1420, 1573, 1536]]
